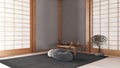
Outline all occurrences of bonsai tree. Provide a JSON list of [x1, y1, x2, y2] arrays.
[[91, 35, 107, 56]]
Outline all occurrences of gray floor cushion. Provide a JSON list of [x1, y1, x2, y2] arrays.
[[48, 49, 54, 57], [48, 49, 73, 61]]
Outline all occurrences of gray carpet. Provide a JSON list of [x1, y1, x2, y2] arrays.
[[0, 53, 107, 68]]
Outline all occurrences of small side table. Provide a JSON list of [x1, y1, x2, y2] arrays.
[[57, 44, 82, 55]]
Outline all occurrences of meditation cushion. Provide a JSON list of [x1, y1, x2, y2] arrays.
[[48, 49, 54, 57], [48, 49, 73, 61]]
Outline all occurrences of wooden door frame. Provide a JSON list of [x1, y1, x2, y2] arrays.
[[31, 0, 36, 52], [86, 0, 94, 53], [86, 0, 91, 53]]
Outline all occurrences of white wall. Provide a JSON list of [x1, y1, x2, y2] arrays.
[[62, 0, 79, 42], [62, 0, 86, 50], [77, 0, 86, 50], [36, 0, 86, 51], [36, 0, 58, 51]]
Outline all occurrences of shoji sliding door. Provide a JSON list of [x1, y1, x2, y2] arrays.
[[0, 0, 33, 57], [92, 0, 120, 55]]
